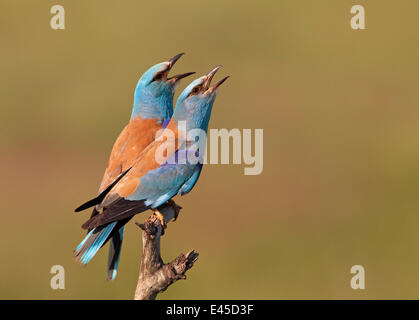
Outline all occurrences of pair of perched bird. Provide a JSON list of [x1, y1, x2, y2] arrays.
[[74, 53, 228, 281]]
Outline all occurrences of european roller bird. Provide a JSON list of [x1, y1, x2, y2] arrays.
[[74, 53, 194, 280], [74, 67, 229, 279]]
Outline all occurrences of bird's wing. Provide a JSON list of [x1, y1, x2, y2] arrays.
[[178, 163, 203, 195], [74, 124, 131, 213], [99, 124, 131, 193], [74, 167, 131, 212], [126, 161, 197, 206], [82, 149, 199, 230], [75, 117, 164, 213], [100, 117, 164, 192]]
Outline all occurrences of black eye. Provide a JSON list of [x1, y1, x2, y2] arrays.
[[187, 85, 201, 97], [192, 86, 200, 94], [153, 72, 163, 81]]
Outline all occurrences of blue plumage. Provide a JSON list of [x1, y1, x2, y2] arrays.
[[125, 68, 223, 206], [131, 62, 175, 121], [75, 222, 117, 265], [107, 226, 124, 281], [75, 54, 194, 279], [75, 66, 228, 280]]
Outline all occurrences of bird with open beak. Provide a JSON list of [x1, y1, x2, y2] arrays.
[[74, 67, 229, 279], [74, 53, 194, 280]]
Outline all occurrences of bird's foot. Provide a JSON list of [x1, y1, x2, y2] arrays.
[[153, 210, 167, 230], [166, 199, 182, 222]]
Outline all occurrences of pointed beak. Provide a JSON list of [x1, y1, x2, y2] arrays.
[[208, 76, 229, 93], [168, 52, 185, 68], [203, 66, 229, 93], [167, 71, 195, 83], [203, 65, 222, 90]]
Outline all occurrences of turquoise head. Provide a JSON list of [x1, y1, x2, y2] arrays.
[[174, 66, 229, 133], [131, 53, 194, 122]]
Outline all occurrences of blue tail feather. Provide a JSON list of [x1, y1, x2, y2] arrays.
[[106, 226, 125, 281], [75, 222, 117, 265]]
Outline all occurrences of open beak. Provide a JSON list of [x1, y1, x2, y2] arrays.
[[203, 65, 222, 90], [166, 53, 194, 83], [167, 71, 195, 83], [208, 76, 229, 93], [203, 66, 229, 93]]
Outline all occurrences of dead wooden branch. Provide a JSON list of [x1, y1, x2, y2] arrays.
[[133, 200, 199, 300]]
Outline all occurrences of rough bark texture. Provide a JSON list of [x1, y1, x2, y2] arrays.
[[134, 200, 199, 300]]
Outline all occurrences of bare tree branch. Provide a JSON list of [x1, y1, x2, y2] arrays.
[[134, 200, 199, 300]]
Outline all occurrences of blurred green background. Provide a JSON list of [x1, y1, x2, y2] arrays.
[[1, 0, 419, 299]]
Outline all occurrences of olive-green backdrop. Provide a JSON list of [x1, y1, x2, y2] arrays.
[[1, 1, 418, 299]]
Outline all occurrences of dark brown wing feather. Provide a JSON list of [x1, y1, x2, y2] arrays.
[[74, 167, 132, 213], [81, 197, 149, 230]]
